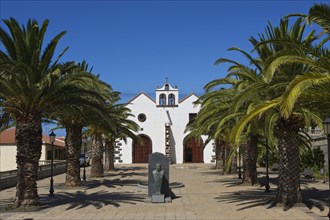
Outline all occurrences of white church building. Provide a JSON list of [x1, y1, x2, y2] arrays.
[[115, 82, 215, 164]]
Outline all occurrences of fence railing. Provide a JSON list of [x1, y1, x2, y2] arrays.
[[0, 160, 66, 190], [307, 127, 324, 136]]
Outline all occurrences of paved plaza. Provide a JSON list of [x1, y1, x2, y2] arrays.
[[0, 163, 329, 220]]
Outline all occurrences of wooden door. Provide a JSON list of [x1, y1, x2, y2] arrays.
[[184, 137, 203, 163], [133, 135, 152, 163]]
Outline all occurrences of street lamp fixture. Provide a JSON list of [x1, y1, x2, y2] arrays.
[[82, 135, 88, 181], [322, 117, 330, 218], [49, 131, 56, 197], [238, 146, 242, 179]]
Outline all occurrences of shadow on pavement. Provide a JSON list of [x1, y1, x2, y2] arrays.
[[80, 178, 145, 190], [207, 177, 243, 187], [214, 176, 327, 212], [114, 166, 147, 171], [301, 186, 328, 211], [215, 188, 275, 211], [117, 171, 148, 178], [39, 190, 145, 210]]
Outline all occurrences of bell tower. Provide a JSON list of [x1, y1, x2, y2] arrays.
[[155, 82, 179, 107]]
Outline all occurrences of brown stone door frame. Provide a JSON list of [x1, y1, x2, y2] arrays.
[[183, 136, 204, 163], [132, 134, 152, 163]]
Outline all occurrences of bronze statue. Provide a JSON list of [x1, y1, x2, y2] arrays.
[[152, 163, 164, 194]]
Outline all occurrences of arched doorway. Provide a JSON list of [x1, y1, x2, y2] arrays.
[[132, 134, 152, 163], [184, 137, 203, 163]]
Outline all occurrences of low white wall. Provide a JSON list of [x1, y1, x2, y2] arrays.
[[0, 145, 17, 171]]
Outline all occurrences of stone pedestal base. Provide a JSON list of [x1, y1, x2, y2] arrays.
[[165, 197, 172, 203], [146, 195, 172, 203], [152, 194, 164, 203]]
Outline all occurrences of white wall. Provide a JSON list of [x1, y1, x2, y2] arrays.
[[0, 144, 54, 172], [41, 144, 47, 160], [117, 90, 215, 164], [203, 139, 215, 163], [0, 145, 17, 171]]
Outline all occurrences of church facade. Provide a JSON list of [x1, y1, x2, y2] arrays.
[[115, 83, 215, 164]]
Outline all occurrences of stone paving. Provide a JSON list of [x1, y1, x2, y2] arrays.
[[0, 163, 329, 220]]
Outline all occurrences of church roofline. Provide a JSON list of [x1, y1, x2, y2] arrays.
[[156, 82, 178, 91], [125, 92, 155, 104], [179, 92, 199, 103]]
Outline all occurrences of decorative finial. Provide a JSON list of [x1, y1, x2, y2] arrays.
[[165, 76, 168, 83]]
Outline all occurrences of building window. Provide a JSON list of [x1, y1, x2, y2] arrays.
[[159, 94, 166, 106], [138, 113, 147, 122], [165, 84, 169, 91], [47, 150, 51, 160], [168, 94, 175, 106], [189, 113, 197, 122]]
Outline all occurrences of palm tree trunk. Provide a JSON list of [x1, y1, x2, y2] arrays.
[[276, 117, 302, 208], [242, 135, 258, 185], [65, 125, 83, 187], [109, 141, 115, 170], [230, 149, 237, 174], [14, 113, 42, 207], [104, 139, 116, 171], [104, 139, 111, 171], [90, 134, 104, 177], [215, 140, 224, 170]]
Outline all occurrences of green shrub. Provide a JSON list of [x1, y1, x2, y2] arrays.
[[300, 146, 325, 172]]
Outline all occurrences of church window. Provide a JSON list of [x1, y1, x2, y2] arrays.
[[168, 94, 175, 106], [159, 94, 166, 106], [138, 113, 146, 122], [165, 84, 169, 91]]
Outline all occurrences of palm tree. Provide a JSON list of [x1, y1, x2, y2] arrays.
[[90, 131, 104, 177], [103, 104, 139, 171], [260, 4, 330, 120], [53, 61, 114, 186], [0, 18, 68, 207], [230, 18, 320, 208], [0, 18, 107, 207], [185, 85, 235, 171], [206, 51, 263, 185], [89, 101, 139, 176], [103, 134, 116, 171], [288, 3, 330, 36]]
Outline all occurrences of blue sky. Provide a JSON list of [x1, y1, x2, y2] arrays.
[[0, 0, 327, 135], [1, 0, 326, 102]]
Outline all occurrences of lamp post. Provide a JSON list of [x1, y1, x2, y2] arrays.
[[49, 131, 56, 197], [102, 135, 106, 168], [322, 117, 330, 218], [265, 137, 270, 192], [238, 146, 242, 179], [82, 135, 88, 181]]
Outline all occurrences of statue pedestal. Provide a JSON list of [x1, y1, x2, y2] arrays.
[[151, 194, 164, 203]]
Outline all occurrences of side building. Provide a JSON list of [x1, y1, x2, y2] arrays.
[[116, 82, 215, 164], [0, 128, 65, 172]]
